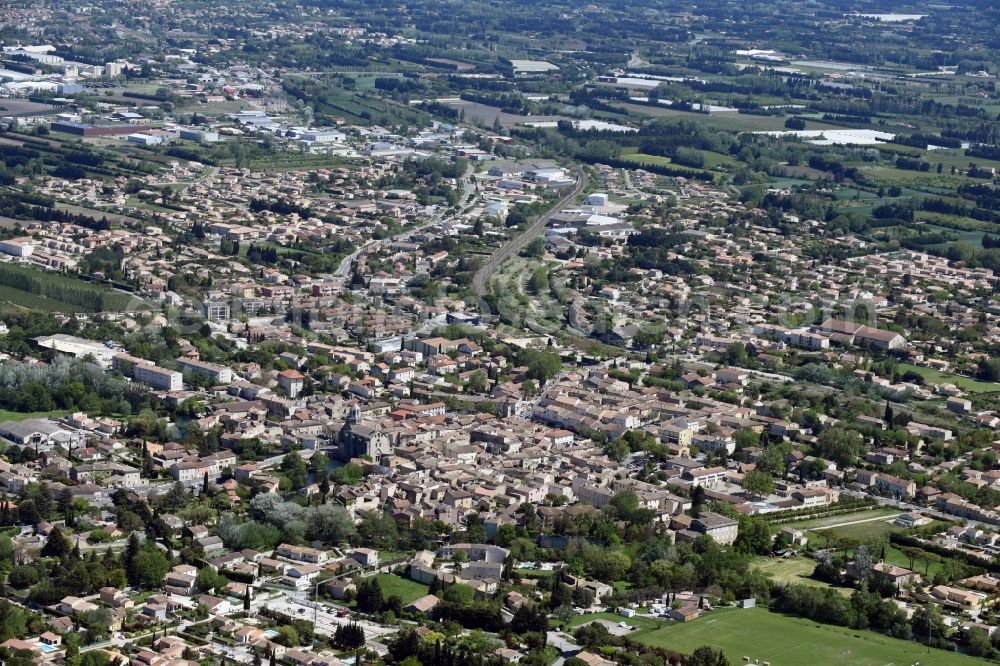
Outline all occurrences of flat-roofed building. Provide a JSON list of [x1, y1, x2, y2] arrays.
[[35, 334, 116, 367], [113, 353, 182, 391], [177, 357, 233, 384]]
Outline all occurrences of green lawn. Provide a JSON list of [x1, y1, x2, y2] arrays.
[[0, 409, 71, 422], [517, 568, 555, 580], [779, 509, 904, 549], [898, 363, 1000, 394], [816, 520, 905, 543], [378, 550, 413, 563], [637, 607, 982, 666], [780, 508, 900, 531], [884, 545, 947, 580], [752, 556, 851, 596], [373, 574, 429, 605]]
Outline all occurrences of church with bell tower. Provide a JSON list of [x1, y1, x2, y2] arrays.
[[336, 403, 393, 461]]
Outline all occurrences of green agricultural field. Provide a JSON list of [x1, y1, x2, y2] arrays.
[[637, 607, 981, 666], [0, 264, 135, 313], [619, 150, 674, 167], [615, 104, 846, 133], [898, 363, 1000, 394], [618, 150, 713, 177], [700, 150, 738, 169], [929, 149, 1000, 174], [55, 203, 141, 226], [0, 284, 91, 313], [860, 165, 968, 188], [918, 212, 992, 233], [373, 574, 429, 605], [767, 176, 815, 188]]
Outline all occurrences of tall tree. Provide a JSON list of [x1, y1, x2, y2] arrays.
[[41, 525, 71, 558], [58, 487, 75, 527]]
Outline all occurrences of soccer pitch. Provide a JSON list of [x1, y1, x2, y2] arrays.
[[636, 607, 980, 666]]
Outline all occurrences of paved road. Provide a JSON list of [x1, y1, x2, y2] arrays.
[[334, 163, 476, 278], [472, 168, 589, 298], [840, 489, 979, 526], [810, 513, 902, 531]]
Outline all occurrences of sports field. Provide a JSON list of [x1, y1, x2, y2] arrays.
[[637, 607, 980, 666]]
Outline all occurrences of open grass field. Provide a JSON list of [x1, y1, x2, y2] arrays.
[[751, 556, 851, 596], [898, 363, 1000, 394], [814, 519, 905, 543], [779, 509, 904, 548], [636, 607, 981, 666], [0, 409, 71, 422], [373, 574, 429, 605], [779, 508, 900, 531]]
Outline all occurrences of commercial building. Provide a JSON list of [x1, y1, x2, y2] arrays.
[[178, 129, 220, 142], [51, 121, 142, 137], [34, 334, 116, 367]]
